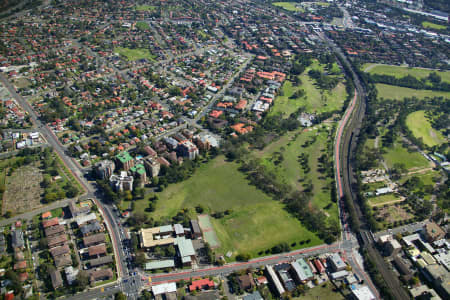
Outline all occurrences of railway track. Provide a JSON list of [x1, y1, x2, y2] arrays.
[[329, 39, 411, 300]]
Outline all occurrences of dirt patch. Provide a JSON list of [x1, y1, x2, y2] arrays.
[[3, 163, 44, 214], [376, 205, 413, 224]]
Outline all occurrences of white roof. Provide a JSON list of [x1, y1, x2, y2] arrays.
[[352, 285, 376, 300], [174, 224, 184, 235], [152, 282, 177, 295], [75, 213, 97, 226]]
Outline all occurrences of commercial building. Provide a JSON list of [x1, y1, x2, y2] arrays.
[[291, 259, 314, 283], [351, 285, 376, 300], [329, 253, 346, 272], [152, 282, 177, 297]]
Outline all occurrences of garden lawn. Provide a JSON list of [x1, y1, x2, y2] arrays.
[[406, 110, 446, 147], [272, 2, 304, 12], [363, 65, 450, 83], [383, 139, 430, 170], [293, 283, 345, 300], [270, 71, 347, 116], [375, 84, 450, 101], [257, 127, 339, 223], [148, 156, 321, 257], [114, 47, 155, 61], [422, 21, 447, 30]]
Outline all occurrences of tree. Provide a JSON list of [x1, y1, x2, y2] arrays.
[[135, 252, 146, 266], [75, 271, 89, 291], [115, 292, 127, 300]]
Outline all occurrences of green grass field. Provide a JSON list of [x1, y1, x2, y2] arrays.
[[399, 170, 440, 187], [375, 84, 450, 100], [114, 47, 155, 61], [368, 193, 402, 206], [406, 110, 446, 147], [422, 21, 447, 30], [136, 21, 150, 31], [293, 283, 345, 300], [270, 64, 347, 116], [136, 5, 156, 11], [145, 156, 322, 257], [364, 64, 450, 83], [256, 127, 339, 223], [272, 2, 304, 12], [383, 139, 430, 170]]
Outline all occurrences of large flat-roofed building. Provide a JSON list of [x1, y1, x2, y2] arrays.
[[266, 265, 285, 296], [351, 285, 376, 300], [140, 227, 175, 248], [329, 253, 346, 272], [116, 151, 134, 171], [291, 259, 314, 283], [422, 264, 450, 299], [175, 237, 196, 265], [424, 222, 445, 242], [145, 260, 175, 271]]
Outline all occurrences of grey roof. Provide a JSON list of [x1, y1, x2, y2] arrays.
[[81, 221, 101, 235], [174, 224, 184, 235], [145, 260, 175, 270], [88, 255, 113, 268], [12, 230, 24, 248], [243, 291, 263, 300], [175, 237, 195, 257]]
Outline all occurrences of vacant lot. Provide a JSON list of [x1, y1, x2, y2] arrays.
[[146, 156, 321, 258], [364, 64, 450, 82], [375, 204, 414, 226], [114, 47, 155, 61], [406, 110, 446, 147], [3, 163, 44, 214], [383, 139, 430, 170], [293, 283, 345, 300], [375, 84, 450, 100]]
